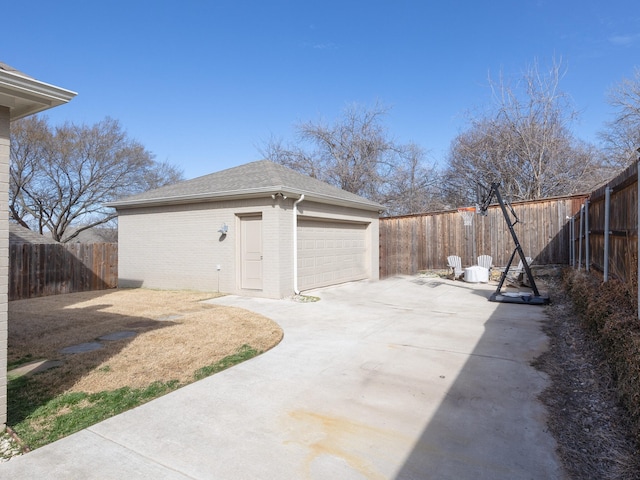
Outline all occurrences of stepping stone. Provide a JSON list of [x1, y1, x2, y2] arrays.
[[156, 314, 182, 321], [126, 320, 159, 328], [8, 360, 64, 378], [98, 331, 137, 341], [60, 342, 103, 354]]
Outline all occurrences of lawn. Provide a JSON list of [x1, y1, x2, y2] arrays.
[[7, 289, 283, 451]]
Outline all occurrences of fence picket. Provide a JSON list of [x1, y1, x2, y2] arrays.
[[573, 161, 638, 288], [9, 243, 118, 301], [380, 195, 587, 278]]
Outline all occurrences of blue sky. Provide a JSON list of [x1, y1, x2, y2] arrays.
[[3, 1, 639, 179]]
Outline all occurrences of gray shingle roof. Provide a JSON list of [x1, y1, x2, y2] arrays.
[[64, 226, 118, 243], [108, 160, 383, 211], [9, 223, 59, 245], [0, 62, 31, 78]]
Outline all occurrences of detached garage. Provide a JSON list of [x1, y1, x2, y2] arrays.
[[108, 160, 382, 299], [297, 219, 368, 291]]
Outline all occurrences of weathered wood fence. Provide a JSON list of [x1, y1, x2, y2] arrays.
[[570, 161, 638, 291], [380, 194, 587, 278], [9, 243, 118, 301]]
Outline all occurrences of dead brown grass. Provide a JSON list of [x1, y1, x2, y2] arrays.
[[9, 289, 283, 394]]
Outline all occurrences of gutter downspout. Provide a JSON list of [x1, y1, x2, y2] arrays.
[[293, 194, 305, 295]]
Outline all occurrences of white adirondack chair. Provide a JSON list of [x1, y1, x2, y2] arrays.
[[447, 255, 463, 280], [477, 255, 493, 270]]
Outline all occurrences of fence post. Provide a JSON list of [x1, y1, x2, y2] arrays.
[[604, 186, 611, 282], [569, 216, 575, 267], [585, 200, 590, 272], [578, 205, 584, 270], [637, 157, 640, 319]]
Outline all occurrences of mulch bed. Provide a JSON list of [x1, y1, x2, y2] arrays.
[[533, 283, 640, 479]]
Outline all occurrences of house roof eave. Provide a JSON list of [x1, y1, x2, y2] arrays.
[[106, 186, 383, 213], [0, 68, 77, 120]]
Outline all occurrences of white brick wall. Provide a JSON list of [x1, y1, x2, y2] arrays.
[[117, 195, 379, 299], [0, 106, 10, 426], [118, 197, 295, 298]]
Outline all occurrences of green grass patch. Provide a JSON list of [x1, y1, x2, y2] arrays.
[[8, 345, 261, 450], [194, 344, 259, 380]]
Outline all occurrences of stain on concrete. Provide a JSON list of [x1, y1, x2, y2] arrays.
[[286, 409, 408, 480]]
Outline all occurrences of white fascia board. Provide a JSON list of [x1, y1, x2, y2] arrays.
[[106, 186, 383, 212], [280, 189, 383, 212], [0, 69, 77, 120], [106, 187, 282, 208]]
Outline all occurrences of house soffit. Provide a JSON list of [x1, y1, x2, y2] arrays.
[[109, 188, 383, 213], [0, 65, 77, 120]]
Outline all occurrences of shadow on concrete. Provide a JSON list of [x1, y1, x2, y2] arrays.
[[393, 280, 562, 479], [415, 276, 540, 302]]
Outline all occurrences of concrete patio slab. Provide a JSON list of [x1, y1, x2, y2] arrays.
[[0, 276, 564, 479], [7, 360, 64, 378]]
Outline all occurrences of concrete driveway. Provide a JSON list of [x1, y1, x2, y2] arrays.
[[1, 276, 563, 479]]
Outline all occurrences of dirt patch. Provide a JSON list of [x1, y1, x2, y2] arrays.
[[9, 289, 283, 394], [534, 283, 640, 479]]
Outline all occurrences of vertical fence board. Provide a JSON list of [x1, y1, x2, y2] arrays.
[[379, 194, 587, 278], [9, 243, 118, 301], [578, 161, 638, 296]]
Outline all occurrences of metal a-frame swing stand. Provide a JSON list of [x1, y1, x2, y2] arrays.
[[479, 183, 550, 305]]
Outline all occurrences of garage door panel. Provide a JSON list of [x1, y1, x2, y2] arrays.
[[297, 220, 367, 291]]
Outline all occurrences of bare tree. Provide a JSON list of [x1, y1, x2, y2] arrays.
[[10, 116, 184, 242], [9, 116, 50, 230], [141, 159, 185, 191], [260, 102, 441, 215], [380, 143, 444, 216], [444, 60, 607, 206], [601, 67, 640, 168]]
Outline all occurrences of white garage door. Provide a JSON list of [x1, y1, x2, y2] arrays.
[[297, 219, 368, 291]]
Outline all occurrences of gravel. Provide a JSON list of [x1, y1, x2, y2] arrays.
[[0, 430, 23, 463]]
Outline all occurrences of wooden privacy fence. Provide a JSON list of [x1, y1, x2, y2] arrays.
[[380, 194, 587, 278], [9, 243, 118, 301], [570, 161, 638, 290]]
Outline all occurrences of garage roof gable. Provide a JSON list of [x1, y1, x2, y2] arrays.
[[108, 160, 384, 211]]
